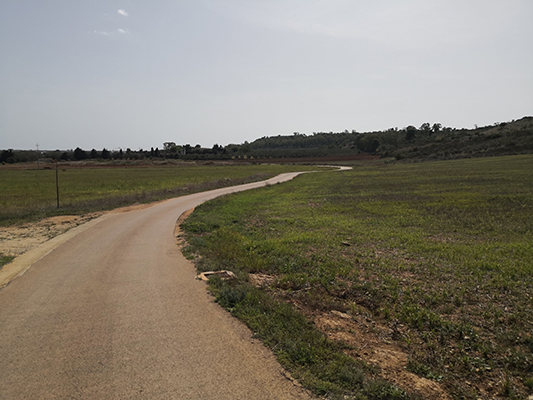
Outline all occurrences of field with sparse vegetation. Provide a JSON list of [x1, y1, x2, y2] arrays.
[[181, 155, 533, 399]]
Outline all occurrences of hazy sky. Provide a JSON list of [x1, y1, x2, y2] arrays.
[[1, 1, 532, 150]]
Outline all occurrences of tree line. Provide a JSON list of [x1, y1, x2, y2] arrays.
[[2, 117, 532, 164], [0, 145, 226, 164]]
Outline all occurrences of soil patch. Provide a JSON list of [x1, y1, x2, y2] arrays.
[[0, 200, 170, 260], [248, 274, 451, 400], [174, 208, 196, 246], [311, 310, 451, 400], [0, 213, 103, 257]]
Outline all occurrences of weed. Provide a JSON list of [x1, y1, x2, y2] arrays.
[[524, 376, 533, 390], [0, 254, 15, 271]]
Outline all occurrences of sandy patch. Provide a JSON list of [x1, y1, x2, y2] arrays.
[[0, 213, 103, 257], [0, 202, 164, 287], [0, 200, 169, 259], [174, 207, 196, 246]]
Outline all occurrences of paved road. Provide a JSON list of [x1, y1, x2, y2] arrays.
[[0, 173, 314, 400]]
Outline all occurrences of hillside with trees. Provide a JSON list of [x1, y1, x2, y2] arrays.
[[2, 117, 532, 164], [223, 116, 533, 162]]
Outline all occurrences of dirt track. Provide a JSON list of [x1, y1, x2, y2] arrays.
[[0, 173, 314, 399]]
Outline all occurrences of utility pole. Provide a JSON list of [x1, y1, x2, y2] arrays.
[[36, 143, 40, 170], [55, 161, 60, 208]]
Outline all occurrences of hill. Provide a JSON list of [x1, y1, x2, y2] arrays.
[[224, 116, 533, 162]]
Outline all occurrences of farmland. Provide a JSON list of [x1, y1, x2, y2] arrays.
[[0, 162, 314, 226], [181, 155, 533, 399]]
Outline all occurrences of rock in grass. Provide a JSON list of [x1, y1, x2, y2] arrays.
[[197, 270, 236, 281]]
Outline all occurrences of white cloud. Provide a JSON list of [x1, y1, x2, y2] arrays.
[[118, 9, 129, 17], [117, 28, 129, 34], [92, 30, 111, 36]]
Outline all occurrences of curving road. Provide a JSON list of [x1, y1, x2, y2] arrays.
[[0, 173, 315, 400]]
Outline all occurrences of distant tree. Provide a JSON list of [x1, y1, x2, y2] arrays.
[[90, 149, 98, 159], [154, 147, 160, 157], [355, 134, 380, 153], [101, 148, 110, 159], [405, 126, 417, 141], [164, 142, 175, 151], [73, 147, 87, 161], [240, 141, 250, 153], [0, 149, 16, 163], [420, 123, 432, 135], [370, 139, 380, 153], [60, 152, 69, 161], [432, 123, 442, 133]]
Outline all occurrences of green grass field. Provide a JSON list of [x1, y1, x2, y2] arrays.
[[0, 163, 314, 226], [182, 155, 533, 399]]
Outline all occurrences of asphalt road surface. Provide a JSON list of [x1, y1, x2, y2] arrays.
[[0, 173, 315, 400]]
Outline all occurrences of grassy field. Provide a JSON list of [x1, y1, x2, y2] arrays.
[[181, 155, 533, 400], [0, 163, 315, 226]]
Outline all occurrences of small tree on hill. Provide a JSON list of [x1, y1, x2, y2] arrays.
[[405, 126, 417, 141]]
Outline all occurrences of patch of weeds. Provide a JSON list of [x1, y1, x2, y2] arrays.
[[364, 379, 415, 400], [209, 277, 368, 394], [0, 254, 15, 271], [398, 303, 462, 340], [501, 374, 515, 398], [524, 376, 533, 390], [207, 275, 419, 399], [407, 359, 443, 382]]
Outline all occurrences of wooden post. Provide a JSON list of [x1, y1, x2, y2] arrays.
[[56, 161, 60, 208]]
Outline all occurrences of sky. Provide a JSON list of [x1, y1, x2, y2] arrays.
[[1, 1, 532, 151]]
